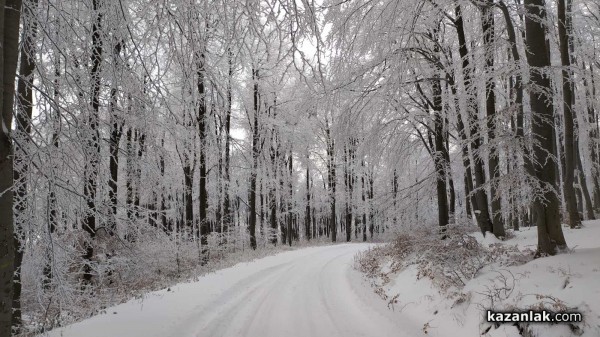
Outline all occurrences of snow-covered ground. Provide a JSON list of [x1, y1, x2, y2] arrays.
[[359, 220, 600, 337], [39, 222, 600, 337], [41, 243, 426, 337]]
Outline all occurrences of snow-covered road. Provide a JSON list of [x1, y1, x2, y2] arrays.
[[44, 244, 424, 337]]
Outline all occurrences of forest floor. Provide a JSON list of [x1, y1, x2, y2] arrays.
[[356, 220, 600, 337]]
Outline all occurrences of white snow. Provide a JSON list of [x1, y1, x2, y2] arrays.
[[366, 220, 600, 337], [40, 222, 600, 337], [41, 244, 426, 337]]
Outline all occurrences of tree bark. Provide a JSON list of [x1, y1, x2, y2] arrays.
[[558, 0, 581, 228], [326, 117, 337, 242], [361, 160, 367, 242], [223, 49, 233, 235], [196, 50, 209, 261], [305, 153, 311, 240], [108, 41, 123, 235], [368, 169, 374, 239], [82, 0, 104, 284], [12, 0, 36, 329], [1, 0, 23, 334], [575, 133, 594, 220], [249, 68, 260, 250], [182, 161, 193, 237], [432, 76, 449, 238], [524, 0, 568, 255], [287, 150, 293, 246], [344, 141, 353, 242], [481, 1, 505, 237]]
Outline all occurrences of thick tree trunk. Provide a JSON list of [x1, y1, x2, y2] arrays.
[[12, 0, 36, 329], [558, 0, 581, 228], [524, 0, 568, 255], [1, 1, 23, 334]]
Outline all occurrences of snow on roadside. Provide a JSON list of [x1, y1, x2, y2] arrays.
[[356, 221, 600, 337]]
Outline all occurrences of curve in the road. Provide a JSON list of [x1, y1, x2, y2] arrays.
[[43, 244, 425, 337]]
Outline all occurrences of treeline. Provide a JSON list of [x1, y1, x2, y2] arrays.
[[325, 0, 600, 251]]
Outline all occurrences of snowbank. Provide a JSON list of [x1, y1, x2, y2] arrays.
[[356, 221, 600, 337]]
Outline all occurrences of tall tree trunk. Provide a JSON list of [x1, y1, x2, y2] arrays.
[[455, 5, 494, 234], [586, 63, 600, 214], [326, 117, 337, 242], [287, 150, 293, 246], [482, 1, 505, 237], [108, 41, 123, 235], [249, 68, 260, 250], [344, 141, 353, 242], [368, 169, 374, 239], [82, 0, 104, 284], [269, 114, 278, 245], [126, 127, 135, 222], [432, 77, 450, 238], [392, 169, 398, 225], [10, 0, 28, 331], [361, 160, 367, 242], [1, 0, 23, 332], [223, 49, 233, 235], [134, 130, 145, 219], [159, 138, 169, 232], [305, 153, 311, 240], [196, 50, 209, 261], [524, 0, 568, 255], [183, 162, 193, 237], [443, 131, 456, 220], [575, 133, 594, 220], [558, 0, 581, 228]]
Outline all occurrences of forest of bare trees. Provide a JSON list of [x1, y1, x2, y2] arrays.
[[1, 0, 599, 335]]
